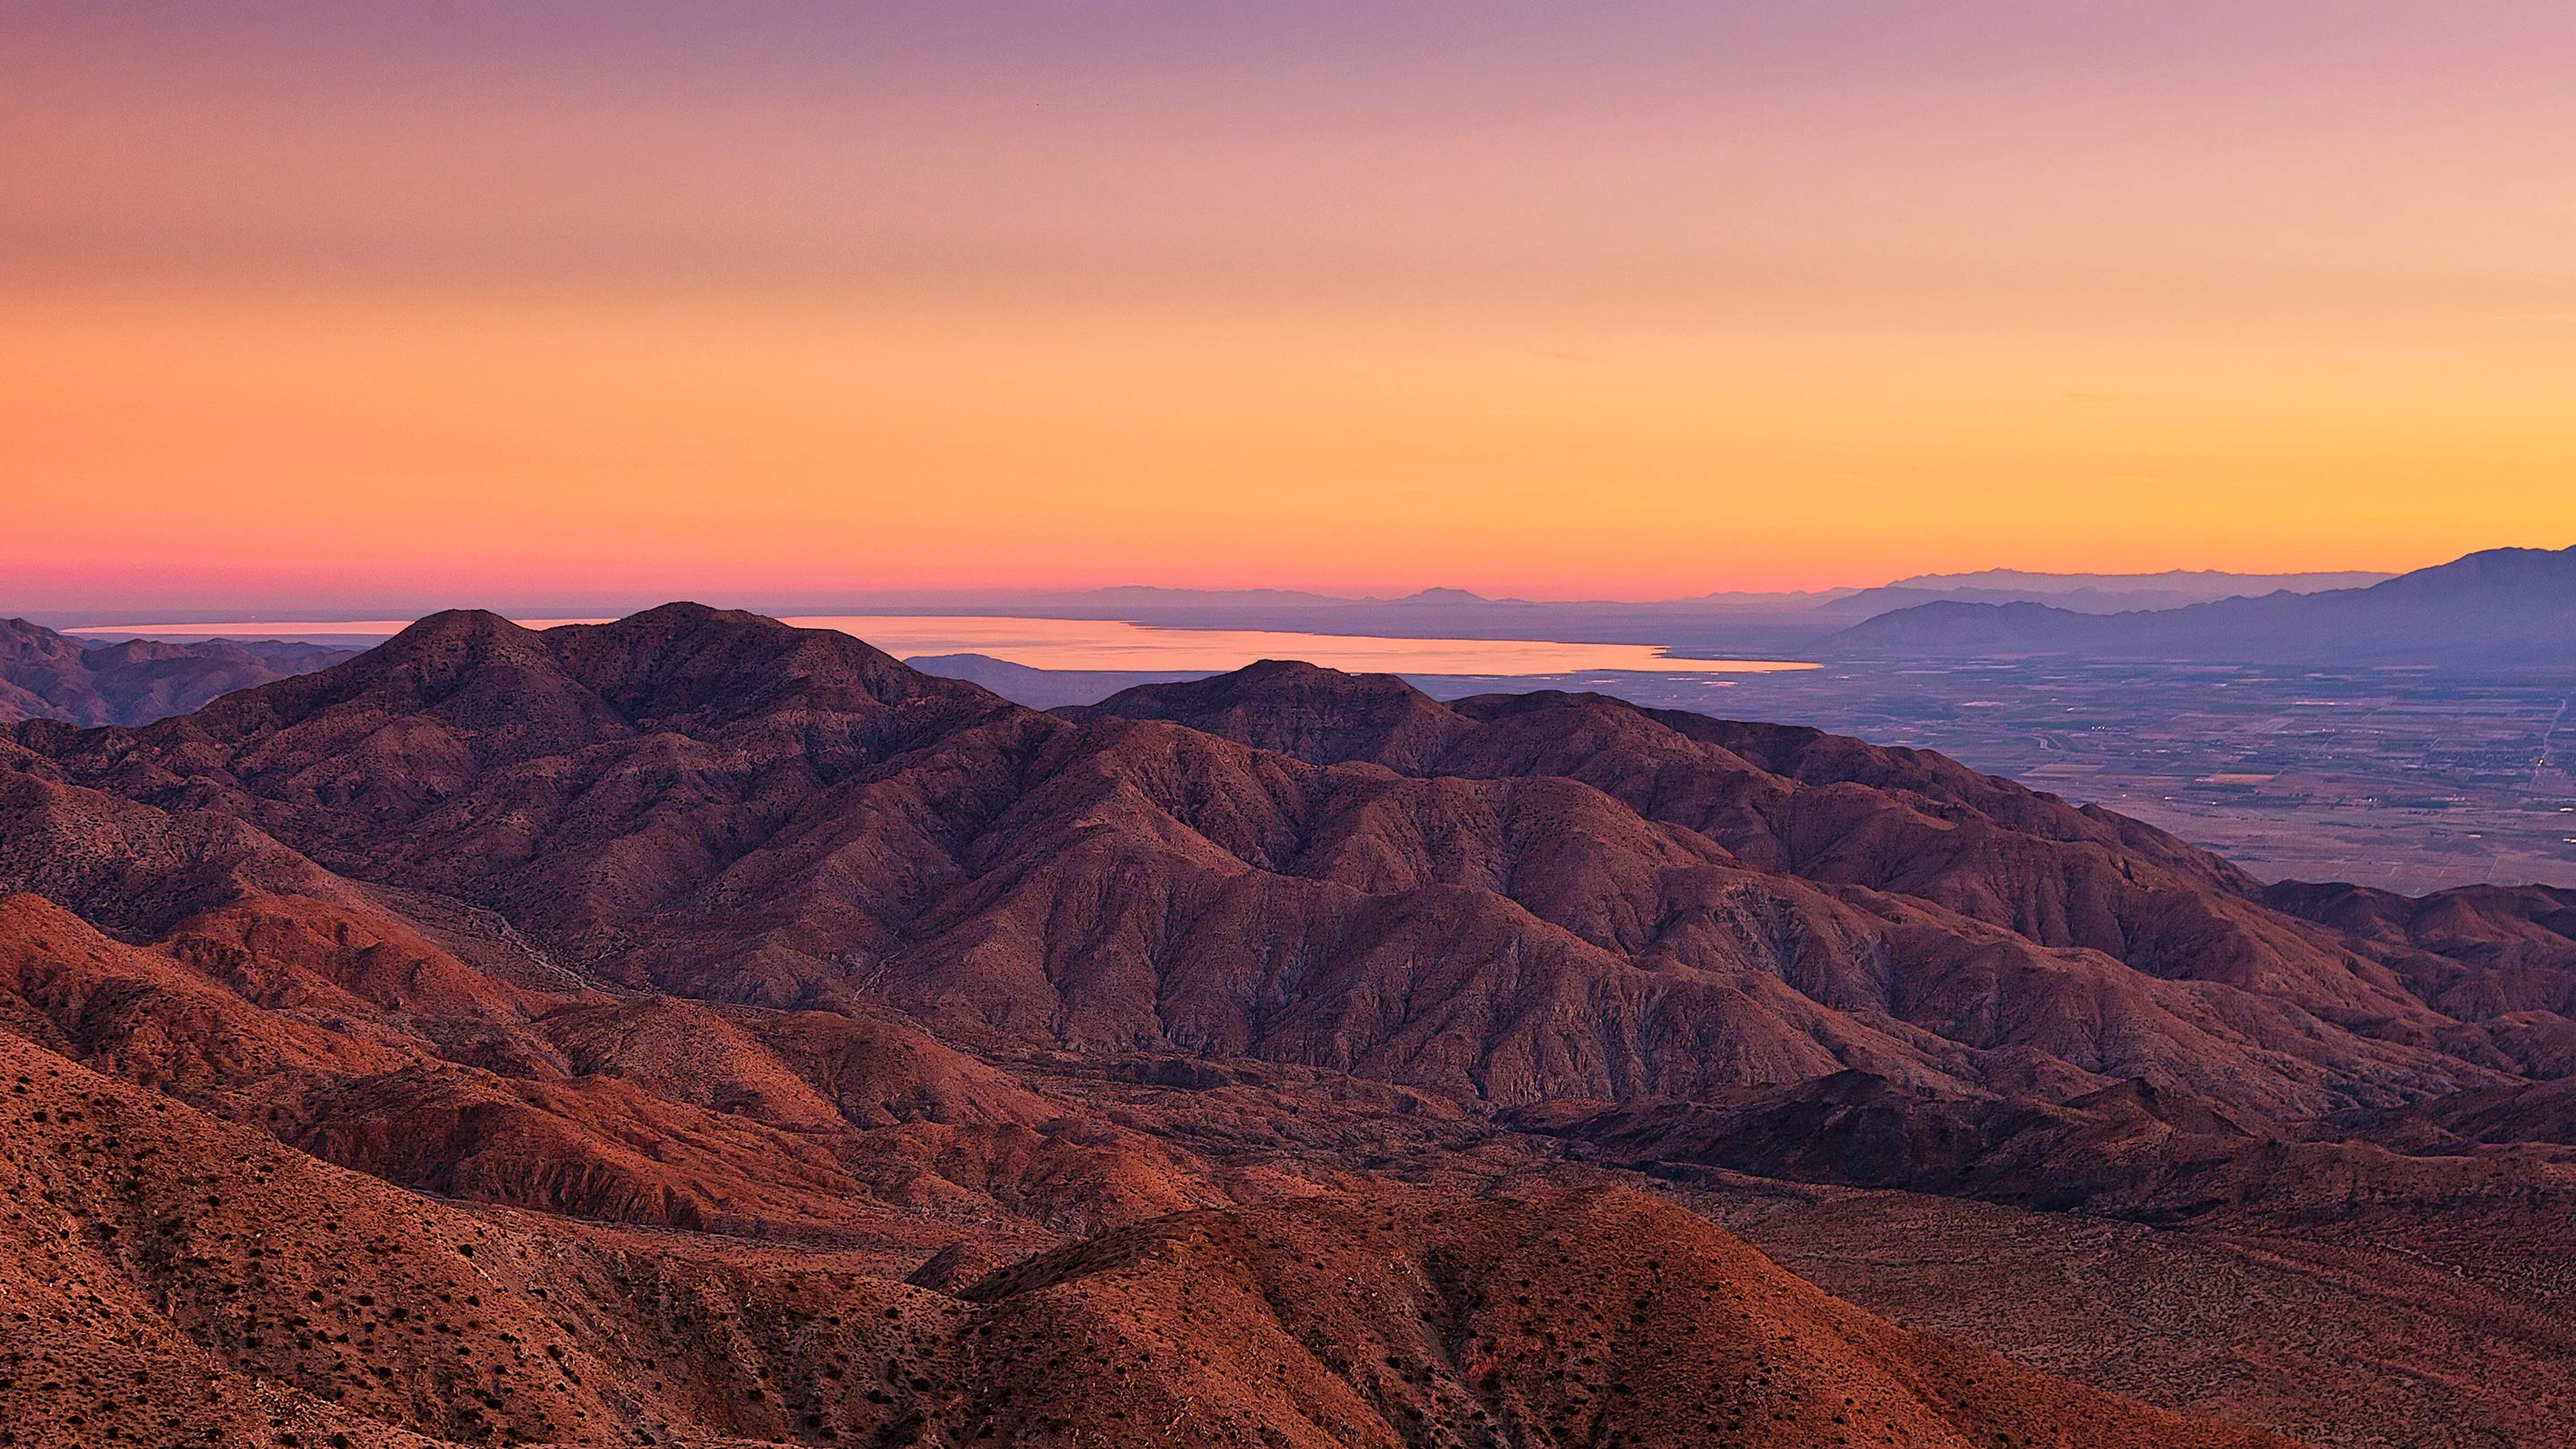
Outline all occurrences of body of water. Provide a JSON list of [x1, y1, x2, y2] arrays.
[[68, 614, 1817, 676]]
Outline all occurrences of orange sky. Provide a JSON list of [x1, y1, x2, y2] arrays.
[[6, 3, 2573, 611]]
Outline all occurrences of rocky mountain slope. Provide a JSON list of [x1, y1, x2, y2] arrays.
[[4, 605, 2572, 1445], [1, 1037, 2292, 1448]]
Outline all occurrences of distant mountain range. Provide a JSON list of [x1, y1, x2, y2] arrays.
[[1815, 567, 2394, 619], [0, 617, 353, 726], [24, 566, 2418, 678], [1835, 545, 2576, 662], [783, 569, 2392, 637], [809, 569, 2385, 618], [10, 554, 2546, 742]]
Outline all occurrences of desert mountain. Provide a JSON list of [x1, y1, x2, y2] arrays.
[[0, 616, 354, 727], [0, 1036, 2290, 1448], [4, 605, 2573, 1445], [1832, 544, 2576, 661], [14, 609, 2540, 1114]]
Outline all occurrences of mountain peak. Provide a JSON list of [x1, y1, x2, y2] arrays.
[[1084, 657, 1437, 714], [337, 607, 560, 692], [542, 606, 1017, 727], [1072, 657, 1464, 767], [591, 599, 774, 631], [1232, 656, 1380, 682], [378, 607, 546, 654]]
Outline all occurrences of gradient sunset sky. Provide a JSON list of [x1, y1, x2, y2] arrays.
[[8, 2, 2574, 613]]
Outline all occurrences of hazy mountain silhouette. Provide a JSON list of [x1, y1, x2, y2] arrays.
[[1818, 568, 2393, 618], [1834, 545, 2576, 660]]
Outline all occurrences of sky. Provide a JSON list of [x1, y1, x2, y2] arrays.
[[6, 1, 2575, 614]]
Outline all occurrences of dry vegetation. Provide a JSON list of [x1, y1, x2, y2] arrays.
[[4, 606, 2572, 1445]]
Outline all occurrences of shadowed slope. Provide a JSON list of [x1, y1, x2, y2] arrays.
[[927, 1187, 2290, 1449]]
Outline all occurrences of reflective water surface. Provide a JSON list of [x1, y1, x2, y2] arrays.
[[70, 615, 1818, 676]]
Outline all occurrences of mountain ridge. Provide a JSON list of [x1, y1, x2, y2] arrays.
[[1834, 544, 2576, 660], [0, 615, 354, 727]]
